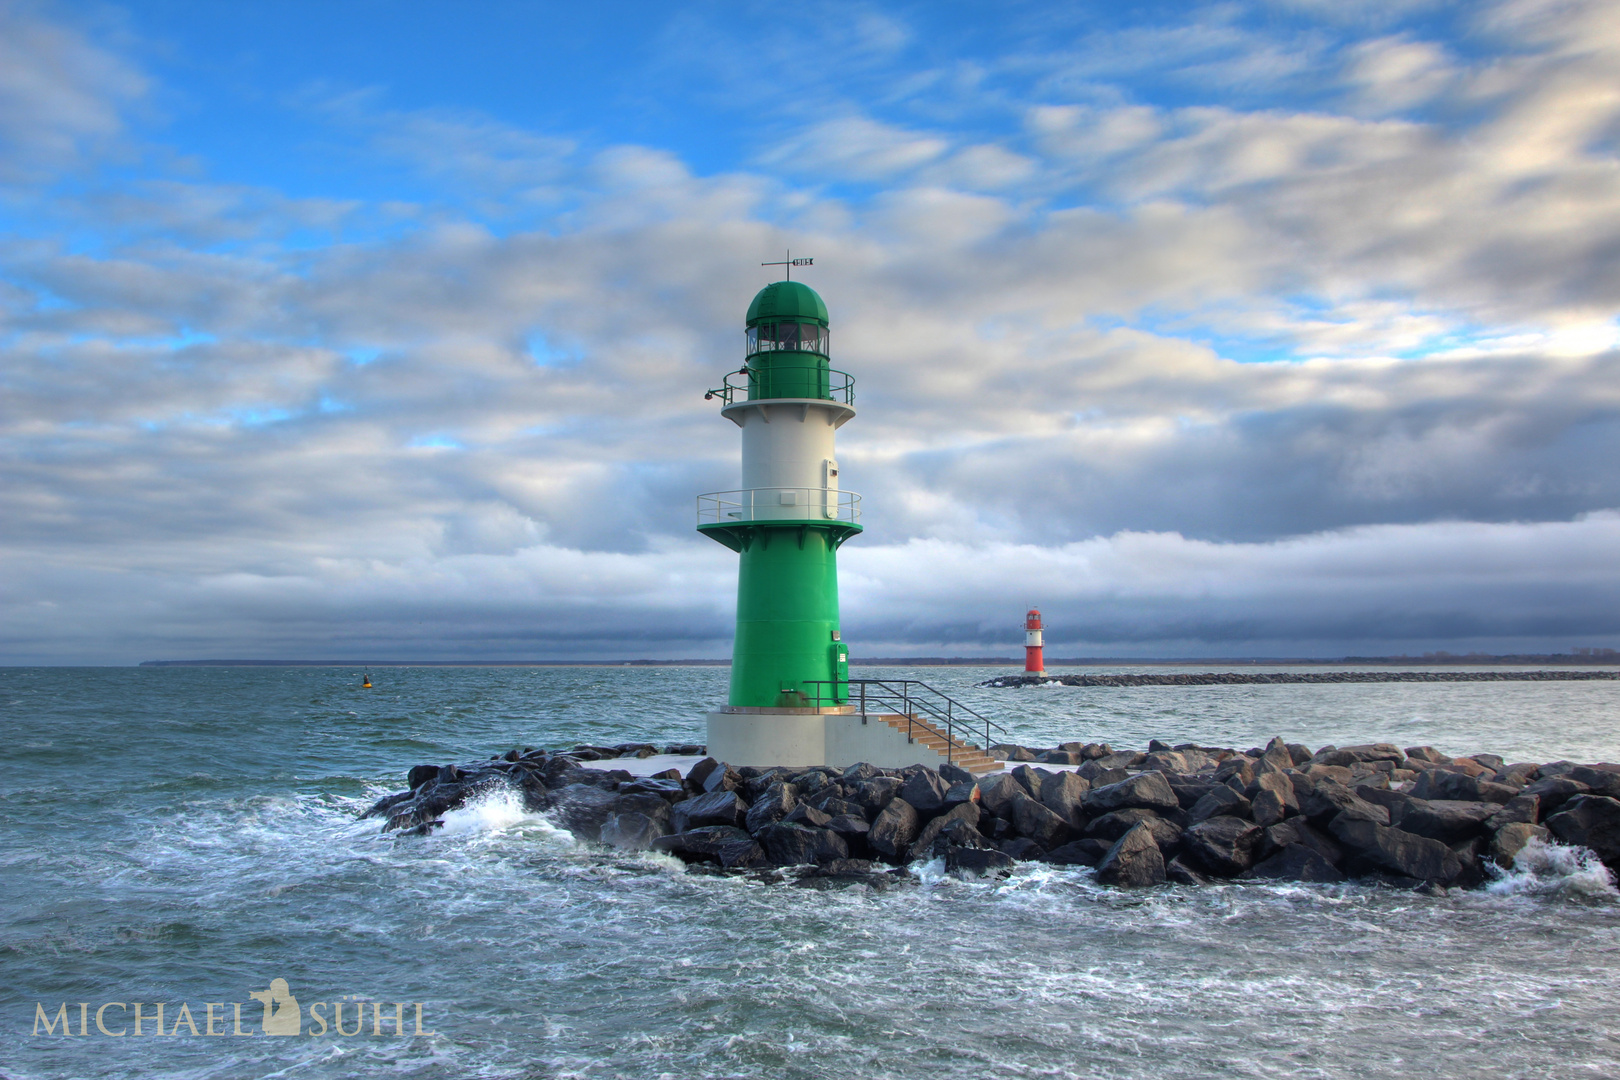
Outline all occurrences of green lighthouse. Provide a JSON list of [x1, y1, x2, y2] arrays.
[[699, 278, 863, 762]]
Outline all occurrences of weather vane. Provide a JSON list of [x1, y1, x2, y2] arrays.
[[762, 251, 813, 280]]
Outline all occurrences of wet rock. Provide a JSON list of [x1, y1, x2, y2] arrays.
[[685, 757, 721, 789], [1039, 771, 1091, 828], [900, 770, 952, 815], [1449, 837, 1489, 888], [702, 765, 743, 794], [1490, 822, 1550, 864], [362, 791, 415, 820], [550, 784, 622, 841], [1009, 764, 1049, 795], [868, 798, 920, 861], [744, 782, 798, 833], [814, 796, 868, 820], [841, 762, 879, 783], [783, 803, 832, 829], [977, 773, 1028, 817], [1182, 816, 1263, 877], [1486, 794, 1540, 830], [1010, 792, 1076, 847], [997, 837, 1047, 861], [608, 792, 673, 824], [1521, 776, 1590, 816], [1393, 800, 1498, 843], [406, 764, 440, 790], [1189, 785, 1251, 823], [652, 825, 764, 868], [1082, 771, 1180, 814], [663, 743, 706, 756], [1096, 822, 1167, 887], [1165, 855, 1208, 885], [947, 846, 1016, 877], [911, 802, 982, 857], [849, 776, 903, 815], [600, 812, 669, 851], [1329, 818, 1462, 883], [1302, 781, 1391, 828], [1043, 838, 1111, 866], [826, 814, 871, 847], [1545, 795, 1620, 863], [617, 778, 685, 800], [756, 822, 849, 866], [1240, 845, 1345, 883], [937, 762, 975, 785], [1259, 819, 1343, 866], [671, 789, 748, 832], [943, 781, 981, 809], [1409, 769, 1517, 805], [1087, 808, 1183, 850]]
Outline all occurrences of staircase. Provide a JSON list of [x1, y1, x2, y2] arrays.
[[871, 712, 1003, 774]]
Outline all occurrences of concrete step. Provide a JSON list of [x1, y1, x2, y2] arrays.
[[870, 713, 1003, 774]]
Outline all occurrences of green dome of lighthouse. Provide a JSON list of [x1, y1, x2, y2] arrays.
[[746, 280, 829, 328]]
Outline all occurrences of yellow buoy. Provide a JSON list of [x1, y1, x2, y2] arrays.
[[362, 671, 372, 688]]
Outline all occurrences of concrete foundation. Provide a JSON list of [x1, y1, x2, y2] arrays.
[[706, 709, 954, 771]]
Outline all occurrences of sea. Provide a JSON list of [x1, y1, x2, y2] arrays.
[[3, 664, 1618, 1080]]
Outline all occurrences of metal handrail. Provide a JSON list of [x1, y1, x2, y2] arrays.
[[801, 678, 1009, 767], [705, 366, 855, 407], [697, 488, 860, 525]]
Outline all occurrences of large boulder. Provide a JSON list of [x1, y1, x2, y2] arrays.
[[977, 773, 1029, 817], [868, 798, 920, 862], [848, 776, 904, 815], [743, 782, 797, 833], [1043, 838, 1111, 867], [1167, 776, 1219, 809], [549, 784, 622, 841], [1490, 822, 1551, 865], [599, 812, 669, 851], [1565, 767, 1620, 800], [1250, 771, 1300, 812], [1521, 776, 1590, 816], [900, 770, 952, 815], [757, 822, 849, 866], [1329, 818, 1463, 882], [1485, 794, 1540, 829], [1039, 771, 1091, 827], [1545, 795, 1620, 864], [1082, 771, 1180, 814], [672, 789, 748, 832], [1086, 808, 1183, 850], [946, 846, 1016, 877], [1409, 769, 1517, 805], [1302, 781, 1390, 828], [1182, 816, 1263, 877], [1240, 844, 1345, 883], [911, 803, 982, 858], [1010, 792, 1076, 847], [1392, 800, 1499, 843], [1095, 822, 1167, 887], [783, 803, 833, 829], [1259, 819, 1343, 866], [1250, 789, 1289, 828], [652, 826, 764, 868], [684, 757, 721, 789], [1189, 785, 1251, 823]]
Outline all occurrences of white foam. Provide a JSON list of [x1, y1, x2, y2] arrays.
[[435, 788, 566, 841], [1485, 837, 1618, 899]]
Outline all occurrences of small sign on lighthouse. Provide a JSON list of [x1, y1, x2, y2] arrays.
[[1024, 609, 1046, 677]]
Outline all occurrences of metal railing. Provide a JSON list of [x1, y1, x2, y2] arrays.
[[697, 488, 860, 525], [802, 678, 1009, 767], [705, 365, 855, 407]]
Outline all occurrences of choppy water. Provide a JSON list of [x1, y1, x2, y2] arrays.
[[3, 664, 1619, 1079]]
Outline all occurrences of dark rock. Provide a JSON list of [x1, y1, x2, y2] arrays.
[[1250, 771, 1300, 813], [600, 812, 669, 850], [1392, 800, 1498, 843], [1189, 785, 1251, 823], [1079, 742, 1113, 760], [1083, 771, 1180, 814], [608, 792, 673, 824], [757, 822, 849, 866], [1302, 781, 1391, 828], [1260, 819, 1343, 866], [849, 776, 904, 815], [1250, 789, 1288, 828], [362, 791, 415, 820], [1490, 822, 1550, 864], [1486, 794, 1540, 829], [1039, 771, 1091, 828], [1260, 737, 1295, 772], [1167, 776, 1219, 809], [868, 798, 920, 862], [1215, 757, 1256, 788], [1009, 792, 1076, 848], [550, 784, 622, 841], [977, 773, 1028, 817], [685, 757, 721, 789], [1240, 845, 1345, 883], [1353, 785, 1423, 818], [900, 770, 952, 815], [783, 803, 833, 829], [1449, 837, 1488, 888], [664, 744, 706, 756], [990, 743, 1038, 762], [702, 765, 742, 794], [1182, 816, 1263, 876], [947, 846, 1016, 877], [652, 825, 764, 868], [815, 796, 868, 820], [744, 782, 798, 833], [1096, 822, 1167, 887], [671, 789, 748, 832], [613, 743, 658, 759], [1567, 767, 1620, 800], [1038, 750, 1083, 765], [1328, 817, 1463, 882], [1077, 761, 1129, 785], [1545, 795, 1620, 863], [841, 762, 879, 783], [912, 802, 982, 857], [826, 814, 871, 842], [1286, 743, 1313, 766], [617, 778, 685, 800], [1409, 769, 1517, 805], [938, 762, 975, 785], [997, 837, 1047, 861], [406, 764, 439, 790], [1521, 776, 1590, 815], [1087, 808, 1183, 850], [1009, 764, 1049, 795], [1043, 838, 1111, 867], [1165, 855, 1208, 885], [943, 781, 981, 809], [1094, 750, 1147, 771]]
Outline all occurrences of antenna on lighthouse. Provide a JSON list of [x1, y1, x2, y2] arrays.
[[762, 251, 814, 280]]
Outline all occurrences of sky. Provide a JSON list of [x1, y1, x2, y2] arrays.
[[3, 0, 1620, 664]]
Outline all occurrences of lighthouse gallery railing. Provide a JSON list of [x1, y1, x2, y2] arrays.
[[697, 488, 860, 525], [802, 678, 1008, 767]]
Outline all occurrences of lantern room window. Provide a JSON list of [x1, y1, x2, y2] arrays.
[[746, 321, 828, 356]]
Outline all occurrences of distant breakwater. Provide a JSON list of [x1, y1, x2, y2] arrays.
[[982, 670, 1620, 688], [358, 737, 1620, 893]]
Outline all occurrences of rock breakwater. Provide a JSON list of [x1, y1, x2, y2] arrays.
[[360, 738, 1620, 891], [982, 670, 1620, 687]]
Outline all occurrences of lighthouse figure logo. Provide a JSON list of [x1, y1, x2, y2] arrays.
[[248, 978, 302, 1035]]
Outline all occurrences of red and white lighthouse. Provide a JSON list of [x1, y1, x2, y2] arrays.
[[1024, 609, 1046, 676]]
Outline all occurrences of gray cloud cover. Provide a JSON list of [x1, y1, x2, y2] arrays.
[[3, 0, 1620, 662]]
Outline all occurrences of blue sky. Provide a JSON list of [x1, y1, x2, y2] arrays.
[[3, 0, 1620, 662]]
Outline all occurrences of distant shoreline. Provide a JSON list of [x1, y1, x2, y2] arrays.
[[137, 652, 1620, 668]]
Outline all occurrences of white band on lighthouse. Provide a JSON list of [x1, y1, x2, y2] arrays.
[[1026, 630, 1043, 647]]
